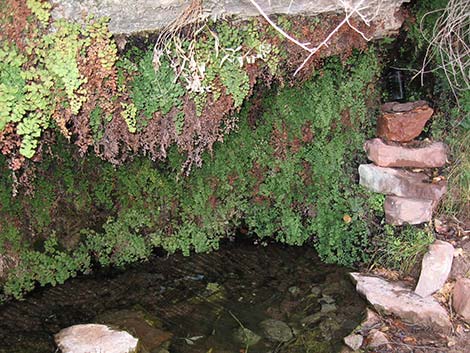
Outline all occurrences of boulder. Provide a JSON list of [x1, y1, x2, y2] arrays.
[[384, 196, 434, 225], [452, 278, 470, 323], [359, 164, 447, 201], [52, 0, 408, 36], [364, 138, 447, 168], [415, 240, 454, 297], [55, 324, 139, 353], [344, 333, 363, 351], [260, 319, 293, 342], [350, 273, 451, 332], [377, 101, 434, 142]]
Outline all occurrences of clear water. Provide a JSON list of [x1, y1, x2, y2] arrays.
[[0, 241, 365, 353]]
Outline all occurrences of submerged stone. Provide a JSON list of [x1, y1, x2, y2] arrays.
[[321, 303, 337, 313], [260, 319, 293, 342], [234, 327, 261, 346], [301, 312, 324, 326], [96, 309, 173, 351]]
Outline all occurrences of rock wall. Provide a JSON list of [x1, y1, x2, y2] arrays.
[[52, 0, 409, 35]]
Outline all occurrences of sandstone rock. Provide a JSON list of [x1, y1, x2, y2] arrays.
[[52, 0, 408, 36], [344, 333, 363, 351], [452, 278, 470, 323], [367, 329, 389, 348], [385, 196, 434, 225], [415, 240, 454, 297], [378, 101, 434, 142], [55, 324, 138, 353], [359, 164, 447, 201], [364, 138, 447, 168], [260, 319, 293, 342], [350, 273, 451, 332]]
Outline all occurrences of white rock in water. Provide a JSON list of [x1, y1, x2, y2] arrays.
[[55, 324, 138, 353]]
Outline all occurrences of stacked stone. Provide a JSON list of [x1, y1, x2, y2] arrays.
[[359, 101, 448, 225]]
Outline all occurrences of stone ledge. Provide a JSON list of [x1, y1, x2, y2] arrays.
[[51, 0, 409, 35]]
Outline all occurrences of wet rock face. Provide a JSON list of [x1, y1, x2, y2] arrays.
[[452, 278, 470, 323], [54, 324, 139, 353], [364, 138, 448, 168], [350, 273, 452, 333], [377, 101, 434, 142], [415, 240, 454, 298], [52, 0, 409, 35]]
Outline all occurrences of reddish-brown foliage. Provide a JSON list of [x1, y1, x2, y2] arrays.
[[76, 28, 120, 155], [0, 0, 35, 50]]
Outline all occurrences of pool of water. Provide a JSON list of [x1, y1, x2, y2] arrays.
[[0, 241, 366, 353]]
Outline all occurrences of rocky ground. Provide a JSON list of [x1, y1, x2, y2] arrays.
[[343, 225, 470, 353]]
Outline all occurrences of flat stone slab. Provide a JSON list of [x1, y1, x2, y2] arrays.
[[452, 278, 470, 323], [55, 324, 139, 353], [364, 138, 447, 168], [359, 164, 446, 201], [350, 273, 451, 333], [415, 240, 454, 297], [378, 101, 433, 142], [385, 196, 434, 225]]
